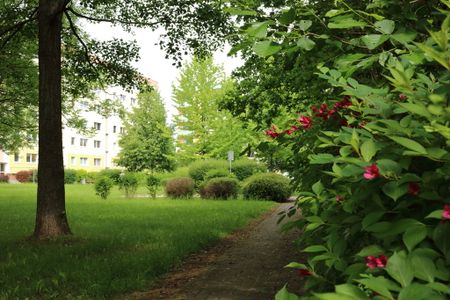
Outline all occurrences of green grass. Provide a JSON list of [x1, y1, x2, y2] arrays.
[[0, 184, 274, 299]]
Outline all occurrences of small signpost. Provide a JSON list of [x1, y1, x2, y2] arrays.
[[227, 150, 234, 173]]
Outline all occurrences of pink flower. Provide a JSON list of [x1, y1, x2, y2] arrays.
[[298, 116, 312, 129], [285, 125, 299, 135], [443, 205, 450, 220], [408, 182, 420, 196], [365, 255, 387, 269], [334, 97, 352, 109], [296, 269, 312, 276], [399, 94, 407, 101], [363, 164, 380, 180], [264, 130, 279, 139], [335, 195, 344, 203]]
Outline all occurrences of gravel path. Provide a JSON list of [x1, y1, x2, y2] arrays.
[[128, 203, 304, 300]]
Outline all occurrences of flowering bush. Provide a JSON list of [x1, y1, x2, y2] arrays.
[[275, 7, 450, 300], [227, 0, 450, 298]]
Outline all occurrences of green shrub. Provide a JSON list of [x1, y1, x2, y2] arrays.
[[165, 177, 194, 198], [231, 159, 267, 181], [86, 172, 98, 184], [94, 177, 113, 200], [204, 168, 232, 181], [242, 173, 291, 202], [75, 169, 88, 183], [199, 177, 239, 200], [64, 169, 78, 184], [146, 174, 160, 199], [97, 169, 122, 184], [188, 159, 228, 183], [118, 172, 139, 198]]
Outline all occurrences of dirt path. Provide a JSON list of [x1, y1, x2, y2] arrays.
[[128, 203, 304, 300]]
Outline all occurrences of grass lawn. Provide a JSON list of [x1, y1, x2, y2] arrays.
[[0, 184, 275, 299]]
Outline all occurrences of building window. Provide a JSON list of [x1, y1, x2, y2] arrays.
[[120, 127, 125, 134], [14, 153, 19, 162], [80, 138, 88, 147], [80, 157, 88, 166], [113, 125, 117, 133], [131, 97, 136, 105], [71, 156, 76, 165], [0, 163, 5, 173], [26, 153, 37, 163], [120, 94, 126, 101], [71, 137, 75, 145], [93, 122, 101, 130], [94, 140, 101, 148], [79, 101, 89, 109], [94, 158, 101, 166], [113, 142, 116, 149]]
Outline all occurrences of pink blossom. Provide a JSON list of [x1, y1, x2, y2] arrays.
[[363, 164, 380, 180], [443, 204, 450, 220], [399, 94, 407, 101], [285, 125, 299, 135], [335, 195, 344, 203], [298, 116, 312, 129], [264, 130, 279, 139], [365, 255, 387, 269]]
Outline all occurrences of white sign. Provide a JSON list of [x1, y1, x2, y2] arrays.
[[227, 151, 234, 161]]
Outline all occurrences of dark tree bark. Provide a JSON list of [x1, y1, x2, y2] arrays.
[[34, 0, 71, 239]]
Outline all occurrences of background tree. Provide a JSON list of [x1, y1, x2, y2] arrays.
[[173, 56, 254, 163], [116, 90, 175, 173], [0, 0, 232, 238]]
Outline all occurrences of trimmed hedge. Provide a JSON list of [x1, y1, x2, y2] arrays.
[[242, 173, 291, 202], [204, 168, 231, 181], [231, 159, 267, 181], [199, 177, 239, 200], [64, 169, 78, 184], [188, 159, 228, 183], [165, 177, 194, 198], [0, 174, 8, 183]]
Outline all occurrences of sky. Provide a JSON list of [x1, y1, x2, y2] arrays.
[[84, 23, 243, 121]]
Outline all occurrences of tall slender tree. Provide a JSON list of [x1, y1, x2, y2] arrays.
[[116, 90, 175, 173], [0, 0, 231, 238]]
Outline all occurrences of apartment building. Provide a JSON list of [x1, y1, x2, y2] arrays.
[[0, 85, 146, 176]]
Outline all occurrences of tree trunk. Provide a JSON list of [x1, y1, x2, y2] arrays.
[[34, 0, 71, 239]]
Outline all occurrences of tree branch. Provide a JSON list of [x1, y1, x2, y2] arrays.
[[67, 7, 160, 27], [0, 7, 38, 49], [64, 10, 97, 71]]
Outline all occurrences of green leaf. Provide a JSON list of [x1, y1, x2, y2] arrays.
[[374, 20, 395, 34], [399, 103, 432, 118], [306, 216, 324, 224], [328, 15, 367, 29], [411, 254, 436, 283], [253, 41, 282, 57], [362, 212, 384, 229], [325, 9, 346, 18], [314, 293, 357, 300], [223, 7, 257, 16], [275, 285, 301, 300], [357, 277, 395, 300], [382, 181, 408, 201], [389, 136, 427, 154], [398, 284, 436, 300], [360, 139, 377, 162], [312, 180, 324, 196], [403, 225, 427, 251], [426, 210, 443, 219], [391, 30, 417, 44], [386, 252, 414, 287], [350, 129, 360, 154], [427, 282, 450, 294], [416, 43, 450, 70], [297, 37, 316, 51], [279, 8, 296, 25], [335, 284, 370, 300], [284, 262, 307, 269], [246, 21, 270, 38], [303, 245, 328, 253], [361, 34, 389, 50], [377, 159, 402, 176], [309, 153, 335, 164], [356, 245, 384, 257], [298, 20, 312, 31]]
